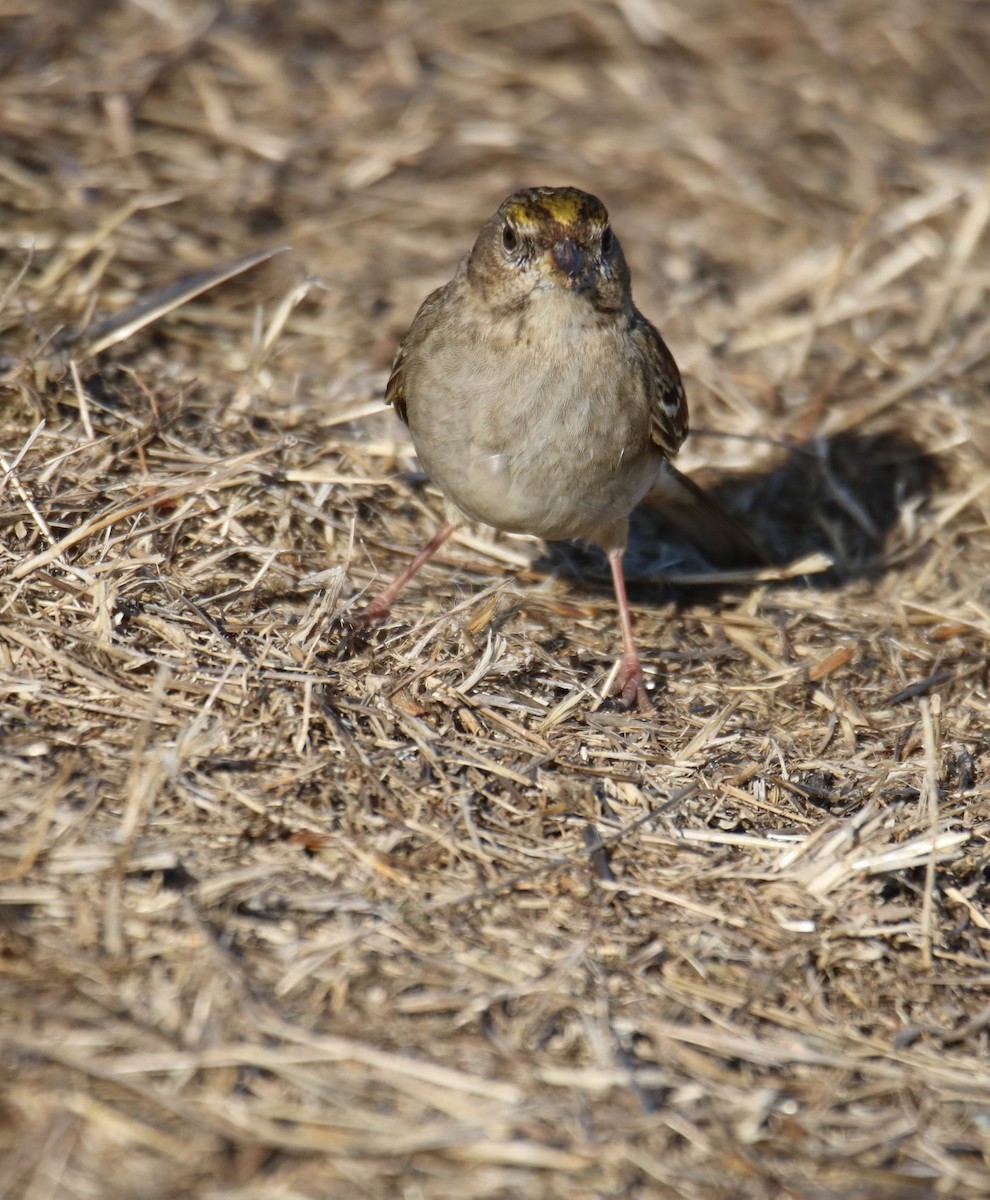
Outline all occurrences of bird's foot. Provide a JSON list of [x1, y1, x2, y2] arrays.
[[343, 595, 393, 627], [608, 653, 654, 713]]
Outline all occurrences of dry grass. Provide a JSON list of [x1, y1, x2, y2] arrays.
[[2, 2, 990, 1197]]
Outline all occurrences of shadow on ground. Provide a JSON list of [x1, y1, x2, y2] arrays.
[[537, 429, 943, 596]]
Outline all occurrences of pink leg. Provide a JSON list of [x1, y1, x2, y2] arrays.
[[350, 522, 456, 624], [607, 548, 652, 711]]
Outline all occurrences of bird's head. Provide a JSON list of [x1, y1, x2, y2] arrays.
[[468, 186, 632, 314]]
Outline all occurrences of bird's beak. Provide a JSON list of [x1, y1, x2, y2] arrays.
[[549, 238, 585, 284]]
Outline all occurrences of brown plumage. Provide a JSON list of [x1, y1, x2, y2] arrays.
[[359, 186, 761, 709]]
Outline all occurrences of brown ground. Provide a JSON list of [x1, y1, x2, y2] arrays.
[[2, 2, 990, 1197]]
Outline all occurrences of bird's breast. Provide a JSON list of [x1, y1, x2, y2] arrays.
[[404, 303, 659, 547]]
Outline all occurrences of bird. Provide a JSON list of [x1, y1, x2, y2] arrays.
[[352, 186, 760, 710]]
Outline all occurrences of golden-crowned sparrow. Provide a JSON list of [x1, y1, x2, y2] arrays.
[[356, 186, 759, 709]]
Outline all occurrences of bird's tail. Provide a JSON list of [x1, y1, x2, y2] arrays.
[[645, 461, 766, 569]]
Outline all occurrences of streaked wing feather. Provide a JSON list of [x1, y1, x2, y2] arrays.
[[384, 342, 410, 425], [631, 311, 689, 458], [385, 284, 451, 427]]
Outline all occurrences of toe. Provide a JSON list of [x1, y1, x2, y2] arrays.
[[611, 656, 654, 712], [345, 598, 392, 626]]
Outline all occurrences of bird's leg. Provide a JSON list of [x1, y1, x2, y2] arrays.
[[350, 521, 456, 624], [607, 547, 652, 712]]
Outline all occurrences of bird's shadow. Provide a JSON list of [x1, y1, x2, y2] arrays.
[[536, 430, 942, 599]]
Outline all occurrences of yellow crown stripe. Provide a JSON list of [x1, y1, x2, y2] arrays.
[[505, 190, 607, 230]]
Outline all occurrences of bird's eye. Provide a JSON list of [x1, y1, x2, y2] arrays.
[[502, 224, 519, 253], [601, 225, 614, 253]]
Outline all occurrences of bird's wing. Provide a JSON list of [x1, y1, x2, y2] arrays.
[[385, 285, 450, 427], [630, 311, 689, 458], [384, 342, 409, 426]]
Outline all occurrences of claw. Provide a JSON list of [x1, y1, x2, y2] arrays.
[[344, 597, 393, 626], [609, 653, 653, 712]]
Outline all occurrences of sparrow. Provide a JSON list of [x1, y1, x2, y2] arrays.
[[354, 186, 760, 710]]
